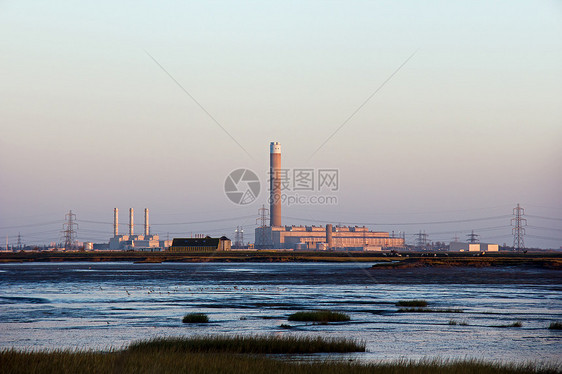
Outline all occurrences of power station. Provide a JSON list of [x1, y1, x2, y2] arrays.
[[1, 141, 513, 252], [255, 142, 405, 250], [109, 208, 167, 250]]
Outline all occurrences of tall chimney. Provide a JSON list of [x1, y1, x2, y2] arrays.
[[129, 208, 134, 236], [270, 142, 282, 227], [326, 224, 333, 250], [113, 208, 119, 237], [144, 208, 149, 236]]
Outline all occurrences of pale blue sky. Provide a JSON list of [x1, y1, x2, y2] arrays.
[[1, 1, 561, 248]]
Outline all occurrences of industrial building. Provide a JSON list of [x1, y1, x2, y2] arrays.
[[255, 224, 404, 250], [168, 236, 231, 252], [449, 242, 499, 252], [108, 208, 170, 250], [255, 141, 405, 250]]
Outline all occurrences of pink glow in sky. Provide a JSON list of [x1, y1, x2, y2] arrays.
[[1, 1, 561, 248]]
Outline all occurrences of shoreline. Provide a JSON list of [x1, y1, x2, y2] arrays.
[[0, 251, 561, 269]]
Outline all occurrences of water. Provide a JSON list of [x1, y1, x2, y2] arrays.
[[1, 262, 561, 364]]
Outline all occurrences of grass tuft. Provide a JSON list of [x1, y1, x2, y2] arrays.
[[495, 321, 523, 328], [127, 335, 364, 354], [548, 321, 562, 330], [398, 308, 463, 313], [396, 300, 428, 307], [449, 320, 470, 326], [182, 313, 209, 324], [288, 310, 350, 323]]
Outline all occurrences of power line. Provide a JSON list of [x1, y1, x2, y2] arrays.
[[151, 215, 257, 225], [76, 219, 112, 225], [281, 215, 512, 226], [76, 215, 256, 226], [144, 49, 254, 161], [309, 50, 417, 160], [526, 215, 562, 221], [527, 225, 562, 232], [424, 225, 510, 236], [525, 234, 562, 242], [0, 221, 61, 230]]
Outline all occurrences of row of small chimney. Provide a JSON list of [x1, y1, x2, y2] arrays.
[[113, 208, 149, 237]]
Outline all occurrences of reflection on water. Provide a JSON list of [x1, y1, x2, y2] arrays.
[[0, 262, 561, 363]]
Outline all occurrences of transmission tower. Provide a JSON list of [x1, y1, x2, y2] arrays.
[[16, 233, 23, 250], [62, 210, 78, 251], [511, 203, 527, 250], [234, 226, 245, 248], [415, 230, 428, 248], [256, 204, 270, 248], [466, 230, 479, 243]]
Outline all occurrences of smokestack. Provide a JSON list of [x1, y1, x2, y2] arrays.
[[129, 208, 134, 236], [113, 208, 119, 237], [144, 208, 149, 236], [270, 142, 282, 227], [326, 224, 333, 249]]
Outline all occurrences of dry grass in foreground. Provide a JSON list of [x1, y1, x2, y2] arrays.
[[2, 350, 559, 374]]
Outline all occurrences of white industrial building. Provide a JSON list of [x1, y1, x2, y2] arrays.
[[449, 242, 499, 252], [108, 208, 171, 251]]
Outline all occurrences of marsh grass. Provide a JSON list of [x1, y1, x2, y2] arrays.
[[495, 321, 523, 328], [448, 320, 469, 326], [396, 300, 428, 307], [548, 322, 562, 330], [398, 308, 463, 313], [182, 313, 209, 323], [288, 310, 351, 322], [127, 335, 364, 354], [1, 350, 559, 374]]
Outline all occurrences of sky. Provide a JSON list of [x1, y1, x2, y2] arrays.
[[1, 1, 561, 248]]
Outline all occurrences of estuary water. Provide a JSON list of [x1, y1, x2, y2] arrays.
[[1, 262, 561, 364]]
